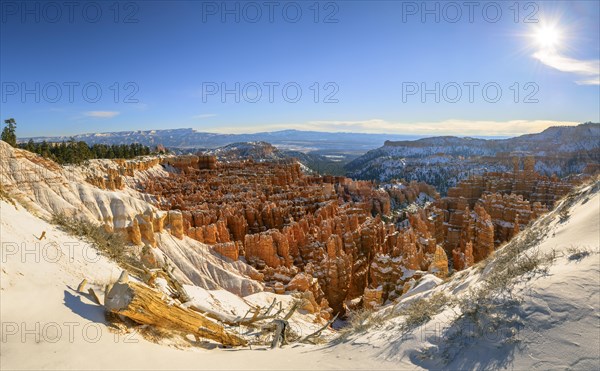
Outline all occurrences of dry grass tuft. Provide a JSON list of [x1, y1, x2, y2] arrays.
[[399, 292, 451, 331], [51, 212, 143, 271]]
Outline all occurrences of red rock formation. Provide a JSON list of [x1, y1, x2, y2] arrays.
[[212, 241, 241, 261], [136, 154, 578, 313], [363, 287, 384, 309], [244, 229, 293, 269], [452, 241, 474, 271], [383, 180, 439, 205], [286, 272, 330, 318], [127, 218, 142, 245], [86, 158, 161, 190], [317, 235, 352, 313], [478, 193, 547, 244], [465, 205, 495, 263], [125, 211, 165, 247], [430, 155, 580, 270], [167, 210, 184, 239], [445, 155, 579, 209], [140, 158, 451, 314]]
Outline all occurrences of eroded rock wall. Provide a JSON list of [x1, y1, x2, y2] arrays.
[[140, 159, 448, 314]]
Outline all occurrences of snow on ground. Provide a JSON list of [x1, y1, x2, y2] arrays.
[[339, 181, 600, 370], [153, 232, 264, 296], [1, 135, 598, 369], [0, 200, 395, 370], [0, 140, 265, 298], [182, 286, 325, 339]]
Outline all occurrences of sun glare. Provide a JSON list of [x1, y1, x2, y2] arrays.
[[533, 25, 562, 50]]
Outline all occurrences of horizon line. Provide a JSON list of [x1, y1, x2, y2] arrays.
[[17, 121, 598, 141]]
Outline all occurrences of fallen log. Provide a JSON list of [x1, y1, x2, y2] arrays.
[[188, 304, 278, 327], [162, 261, 191, 302], [104, 273, 247, 347], [104, 284, 113, 305]]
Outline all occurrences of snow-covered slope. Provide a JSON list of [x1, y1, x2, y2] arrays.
[[0, 140, 157, 225], [338, 179, 600, 369], [0, 140, 265, 295], [1, 199, 378, 370]]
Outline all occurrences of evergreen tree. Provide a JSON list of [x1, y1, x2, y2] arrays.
[[26, 139, 35, 152], [40, 141, 50, 158], [1, 118, 17, 147], [17, 138, 150, 164]]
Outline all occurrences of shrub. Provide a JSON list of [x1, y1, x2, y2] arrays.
[[399, 292, 451, 331], [51, 213, 143, 271], [566, 246, 593, 261], [334, 308, 375, 342], [0, 184, 15, 206]]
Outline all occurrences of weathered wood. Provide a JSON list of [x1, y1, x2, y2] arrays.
[[269, 319, 288, 349], [188, 305, 241, 324], [129, 262, 191, 303], [104, 284, 113, 305], [77, 279, 87, 293], [162, 261, 190, 302], [105, 279, 247, 347], [263, 298, 277, 316], [300, 313, 338, 343], [249, 306, 261, 322], [188, 305, 277, 327], [117, 270, 129, 283], [88, 288, 102, 305], [282, 301, 300, 320]]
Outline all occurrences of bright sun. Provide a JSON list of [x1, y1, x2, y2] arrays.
[[533, 25, 562, 50]]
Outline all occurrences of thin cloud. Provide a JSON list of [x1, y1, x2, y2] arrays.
[[533, 50, 600, 85], [575, 77, 600, 86], [192, 113, 217, 119], [84, 111, 120, 118]]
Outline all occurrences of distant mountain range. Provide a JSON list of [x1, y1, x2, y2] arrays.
[[21, 129, 423, 154], [22, 124, 599, 190], [346, 123, 600, 194]]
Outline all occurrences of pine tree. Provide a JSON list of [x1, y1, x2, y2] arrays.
[[26, 139, 35, 152], [1, 118, 17, 147], [16, 136, 150, 163], [40, 141, 50, 158]]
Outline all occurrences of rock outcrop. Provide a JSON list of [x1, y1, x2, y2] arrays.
[[85, 157, 162, 190], [0, 141, 264, 297], [140, 158, 449, 314], [428, 156, 584, 270]]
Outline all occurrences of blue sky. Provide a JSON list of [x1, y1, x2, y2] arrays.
[[1, 0, 599, 137]]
